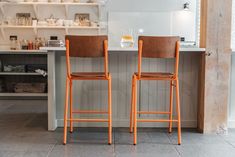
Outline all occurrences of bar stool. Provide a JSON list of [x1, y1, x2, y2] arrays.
[[63, 35, 112, 145], [129, 36, 181, 145]]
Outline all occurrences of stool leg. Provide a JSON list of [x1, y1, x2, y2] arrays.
[[69, 80, 73, 133], [108, 76, 112, 145], [63, 77, 69, 145], [176, 79, 181, 145], [133, 77, 137, 145], [129, 76, 134, 133], [168, 80, 174, 133]]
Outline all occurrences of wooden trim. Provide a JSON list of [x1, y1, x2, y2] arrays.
[[197, 52, 205, 133], [200, 0, 207, 48]]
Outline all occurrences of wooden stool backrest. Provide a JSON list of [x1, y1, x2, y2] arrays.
[[65, 35, 108, 57], [65, 35, 109, 78], [138, 36, 180, 78]]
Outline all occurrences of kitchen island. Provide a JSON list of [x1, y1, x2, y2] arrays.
[[40, 46, 205, 131]]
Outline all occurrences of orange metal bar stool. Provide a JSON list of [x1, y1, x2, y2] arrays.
[[129, 36, 181, 145], [63, 35, 112, 145]]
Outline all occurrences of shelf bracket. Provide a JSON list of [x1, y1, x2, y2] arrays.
[[99, 4, 101, 18], [33, 4, 38, 19], [65, 4, 68, 19], [33, 27, 37, 36], [1, 27, 5, 39], [0, 4, 5, 18], [65, 27, 68, 35]]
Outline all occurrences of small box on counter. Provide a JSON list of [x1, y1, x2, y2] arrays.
[[14, 83, 47, 93]]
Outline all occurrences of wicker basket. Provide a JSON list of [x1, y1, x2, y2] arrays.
[[14, 83, 46, 93]]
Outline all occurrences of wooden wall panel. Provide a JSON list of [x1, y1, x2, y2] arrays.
[[55, 52, 200, 127]]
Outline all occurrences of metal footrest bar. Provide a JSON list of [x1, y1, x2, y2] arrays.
[[72, 110, 108, 114], [137, 111, 170, 114], [137, 119, 178, 122], [67, 119, 109, 122]]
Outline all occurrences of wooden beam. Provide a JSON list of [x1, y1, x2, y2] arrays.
[[198, 0, 232, 133]]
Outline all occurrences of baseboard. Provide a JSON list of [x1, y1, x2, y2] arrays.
[[56, 119, 197, 128], [228, 120, 235, 128]]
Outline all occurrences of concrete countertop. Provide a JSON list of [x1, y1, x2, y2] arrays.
[[39, 46, 206, 52]]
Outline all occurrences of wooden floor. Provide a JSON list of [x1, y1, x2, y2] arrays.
[[0, 101, 235, 157]]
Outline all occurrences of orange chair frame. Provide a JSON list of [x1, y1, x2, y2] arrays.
[[129, 39, 181, 145], [63, 38, 112, 145]]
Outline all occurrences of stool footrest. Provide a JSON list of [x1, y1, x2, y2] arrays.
[[67, 119, 109, 122], [137, 111, 170, 114], [137, 119, 178, 122], [72, 110, 108, 114]]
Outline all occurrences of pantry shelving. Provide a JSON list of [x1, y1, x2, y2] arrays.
[[0, 92, 48, 97], [0, 2, 101, 17], [0, 25, 104, 37], [0, 72, 42, 75], [0, 1, 106, 39], [0, 50, 48, 98]]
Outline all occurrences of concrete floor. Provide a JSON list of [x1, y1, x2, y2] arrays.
[[1, 102, 235, 157]]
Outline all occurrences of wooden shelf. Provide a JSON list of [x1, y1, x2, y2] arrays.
[[0, 1, 104, 38], [0, 72, 44, 76], [0, 2, 100, 6], [0, 50, 47, 54], [0, 25, 104, 37], [1, 25, 102, 29], [0, 93, 48, 97]]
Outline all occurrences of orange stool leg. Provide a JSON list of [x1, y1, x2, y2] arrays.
[[69, 80, 73, 133], [168, 80, 174, 133], [129, 76, 134, 133], [133, 76, 137, 145], [108, 75, 112, 145], [63, 77, 70, 145], [176, 79, 181, 145]]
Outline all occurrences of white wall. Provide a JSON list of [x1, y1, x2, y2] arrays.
[[106, 0, 198, 44], [0, 0, 198, 46], [106, 0, 196, 12]]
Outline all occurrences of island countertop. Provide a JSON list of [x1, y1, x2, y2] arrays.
[[39, 46, 206, 52]]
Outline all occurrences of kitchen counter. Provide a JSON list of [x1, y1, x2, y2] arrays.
[[42, 47, 205, 130], [0, 47, 206, 130], [40, 46, 206, 52]]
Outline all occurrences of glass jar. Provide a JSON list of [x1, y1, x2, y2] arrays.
[[10, 36, 18, 50], [21, 40, 29, 50], [120, 29, 134, 48]]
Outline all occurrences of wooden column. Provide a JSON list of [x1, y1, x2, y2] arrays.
[[198, 0, 233, 133]]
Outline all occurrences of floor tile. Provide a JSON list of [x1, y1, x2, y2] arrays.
[[176, 143, 235, 157], [114, 128, 151, 144], [23, 151, 49, 157], [1, 102, 235, 157], [0, 151, 25, 157], [115, 143, 180, 157], [49, 144, 115, 157], [168, 129, 228, 145]]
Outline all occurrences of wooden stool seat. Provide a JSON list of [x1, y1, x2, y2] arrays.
[[134, 72, 175, 80], [71, 72, 109, 80]]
